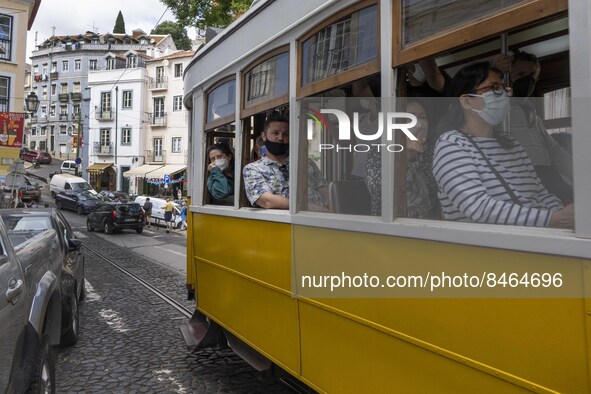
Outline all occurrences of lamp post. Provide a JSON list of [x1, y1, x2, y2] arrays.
[[25, 92, 40, 113]]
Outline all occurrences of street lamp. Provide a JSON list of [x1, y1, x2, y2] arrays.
[[25, 92, 40, 113]]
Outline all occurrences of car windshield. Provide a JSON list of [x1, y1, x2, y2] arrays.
[[116, 204, 142, 215], [1, 215, 52, 232], [72, 182, 92, 191], [78, 192, 98, 201]]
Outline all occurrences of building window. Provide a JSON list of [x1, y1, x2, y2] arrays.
[[106, 58, 115, 70], [153, 97, 165, 118], [33, 65, 39, 74], [61, 83, 68, 94], [89, 59, 98, 70], [127, 56, 137, 68], [49, 105, 56, 117], [51, 61, 57, 73], [122, 90, 132, 109], [74, 59, 81, 70], [40, 106, 46, 118], [73, 82, 81, 93], [0, 76, 9, 111], [42, 85, 47, 100], [171, 137, 181, 153], [62, 60, 69, 72], [101, 92, 111, 114], [154, 138, 163, 156], [174, 63, 183, 78], [42, 63, 47, 74], [51, 83, 56, 95], [59, 125, 67, 135], [0, 14, 13, 61], [59, 105, 67, 118], [41, 126, 47, 136], [173, 95, 183, 111], [100, 129, 110, 146], [121, 128, 131, 145]]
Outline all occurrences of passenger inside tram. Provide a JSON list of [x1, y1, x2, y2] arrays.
[[495, 50, 573, 204], [432, 61, 574, 228], [206, 142, 235, 202]]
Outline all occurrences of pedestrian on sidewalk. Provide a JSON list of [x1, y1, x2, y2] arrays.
[[143, 197, 153, 228], [180, 201, 188, 230], [164, 197, 174, 233]]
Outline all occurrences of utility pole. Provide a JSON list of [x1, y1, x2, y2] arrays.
[[115, 86, 118, 189]]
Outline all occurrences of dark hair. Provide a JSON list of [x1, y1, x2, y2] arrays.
[[436, 61, 515, 149], [206, 143, 235, 171], [263, 113, 289, 132], [512, 50, 540, 78]]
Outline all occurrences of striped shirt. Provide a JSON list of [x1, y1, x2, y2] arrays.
[[433, 130, 563, 227]]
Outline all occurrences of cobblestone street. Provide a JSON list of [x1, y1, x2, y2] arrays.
[[56, 231, 290, 393]]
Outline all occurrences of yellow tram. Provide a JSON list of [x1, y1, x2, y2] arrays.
[[182, 0, 591, 392]]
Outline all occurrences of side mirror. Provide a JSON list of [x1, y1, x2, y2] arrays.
[[68, 238, 82, 251]]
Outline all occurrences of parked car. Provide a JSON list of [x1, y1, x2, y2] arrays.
[[56, 190, 100, 214], [1, 209, 85, 348], [0, 211, 63, 391], [87, 202, 144, 234], [60, 160, 79, 175], [20, 182, 42, 202], [134, 196, 182, 229], [97, 190, 131, 202], [21, 150, 52, 164], [50, 174, 97, 198]]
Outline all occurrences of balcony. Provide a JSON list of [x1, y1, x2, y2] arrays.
[[50, 71, 58, 80], [93, 142, 114, 155], [70, 92, 82, 101], [150, 113, 167, 127], [145, 150, 166, 163], [58, 93, 70, 102], [97, 109, 113, 121], [59, 114, 69, 121], [149, 76, 168, 90], [71, 113, 80, 121]]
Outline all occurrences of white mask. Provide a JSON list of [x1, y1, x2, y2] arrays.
[[214, 158, 229, 171], [469, 91, 511, 126]]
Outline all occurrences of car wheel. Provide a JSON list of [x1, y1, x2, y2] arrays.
[[61, 293, 79, 346], [176, 221, 183, 229], [136, 226, 144, 234], [77, 206, 84, 215], [56, 201, 63, 210], [26, 334, 56, 393], [103, 221, 112, 235], [86, 219, 94, 232]]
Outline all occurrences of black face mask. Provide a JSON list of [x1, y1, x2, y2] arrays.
[[512, 75, 536, 97], [265, 140, 289, 156]]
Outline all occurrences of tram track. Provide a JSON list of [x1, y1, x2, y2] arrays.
[[83, 242, 193, 319]]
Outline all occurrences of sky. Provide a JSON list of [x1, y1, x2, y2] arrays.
[[26, 0, 196, 61]]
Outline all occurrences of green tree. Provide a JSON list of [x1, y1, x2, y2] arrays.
[[113, 10, 126, 34], [159, 0, 253, 29], [151, 21, 193, 50]]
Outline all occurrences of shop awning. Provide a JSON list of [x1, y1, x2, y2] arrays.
[[86, 163, 113, 173], [123, 164, 163, 177], [145, 164, 187, 179]]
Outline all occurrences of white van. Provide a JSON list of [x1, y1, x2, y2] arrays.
[[60, 160, 79, 175], [50, 174, 97, 198], [134, 196, 182, 229]]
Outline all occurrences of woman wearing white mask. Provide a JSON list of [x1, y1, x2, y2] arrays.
[[433, 62, 573, 228], [206, 143, 234, 201]]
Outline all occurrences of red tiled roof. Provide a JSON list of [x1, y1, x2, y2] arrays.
[[146, 50, 195, 62]]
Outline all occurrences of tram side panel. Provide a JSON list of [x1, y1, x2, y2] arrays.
[[293, 226, 589, 393], [193, 214, 300, 374]]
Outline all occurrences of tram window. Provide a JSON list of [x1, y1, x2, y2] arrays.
[[206, 80, 236, 124], [402, 0, 527, 47], [244, 52, 289, 109], [203, 123, 236, 206]]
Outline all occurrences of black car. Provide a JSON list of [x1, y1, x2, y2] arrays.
[[56, 190, 100, 215], [0, 209, 85, 347], [87, 202, 144, 234]]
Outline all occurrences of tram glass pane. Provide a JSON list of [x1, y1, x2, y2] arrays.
[[301, 5, 378, 85], [402, 0, 529, 47], [206, 80, 236, 123], [245, 52, 289, 107], [204, 123, 236, 206]]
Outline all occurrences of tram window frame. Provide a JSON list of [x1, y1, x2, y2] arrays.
[[203, 76, 238, 206], [297, 0, 380, 98], [392, 0, 567, 67]]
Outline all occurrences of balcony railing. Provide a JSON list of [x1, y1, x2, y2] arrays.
[[71, 113, 80, 121], [145, 150, 166, 163], [151, 113, 167, 126], [58, 93, 70, 102], [59, 114, 68, 121], [50, 71, 58, 80], [149, 76, 168, 90], [93, 142, 114, 155], [70, 92, 82, 101], [97, 109, 113, 120]]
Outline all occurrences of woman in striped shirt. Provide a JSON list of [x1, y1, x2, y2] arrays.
[[433, 62, 574, 228]]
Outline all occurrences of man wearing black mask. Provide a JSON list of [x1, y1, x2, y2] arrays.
[[243, 113, 290, 209], [496, 51, 573, 204]]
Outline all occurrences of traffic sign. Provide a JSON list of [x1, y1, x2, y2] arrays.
[[75, 157, 82, 165], [164, 174, 171, 184]]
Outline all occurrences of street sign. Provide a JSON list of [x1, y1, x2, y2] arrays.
[[164, 174, 171, 184], [75, 157, 82, 165]]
